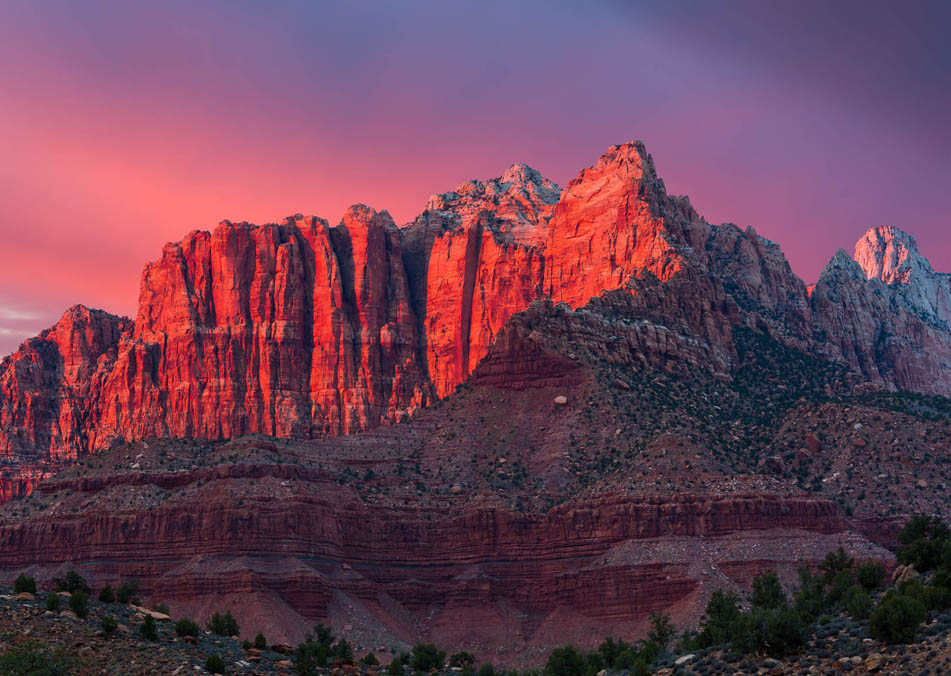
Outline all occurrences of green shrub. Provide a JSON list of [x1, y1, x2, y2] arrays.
[[856, 560, 886, 590], [450, 652, 475, 668], [793, 567, 828, 621], [826, 569, 857, 606], [751, 573, 786, 610], [869, 591, 926, 643], [362, 653, 380, 666], [697, 590, 741, 647], [294, 624, 337, 675], [207, 610, 240, 637], [98, 585, 115, 603], [45, 592, 60, 612], [730, 606, 805, 657], [388, 657, 405, 676], [897, 514, 951, 572], [205, 654, 226, 674], [0, 640, 74, 675], [544, 646, 585, 676], [175, 618, 200, 638], [819, 547, 854, 581], [333, 638, 354, 661], [254, 633, 267, 650], [101, 615, 118, 637], [116, 579, 139, 604], [843, 585, 872, 620], [152, 602, 170, 615], [13, 573, 36, 595], [596, 638, 633, 668], [411, 643, 445, 672], [647, 610, 675, 648], [53, 571, 90, 595], [140, 614, 158, 641], [69, 590, 89, 619]]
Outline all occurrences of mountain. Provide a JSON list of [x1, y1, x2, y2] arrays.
[[1, 140, 950, 657]]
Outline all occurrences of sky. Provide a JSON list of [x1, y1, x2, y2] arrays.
[[1, 0, 949, 356]]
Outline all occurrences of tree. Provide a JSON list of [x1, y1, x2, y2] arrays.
[[544, 646, 585, 676], [101, 615, 118, 637], [843, 585, 872, 621], [647, 611, 675, 648], [730, 606, 805, 658], [54, 571, 90, 595], [13, 573, 36, 595], [450, 653, 475, 669], [411, 643, 445, 672], [869, 591, 926, 643], [45, 592, 60, 612], [793, 566, 828, 621], [69, 590, 89, 619], [0, 641, 74, 676], [362, 653, 380, 666], [388, 657, 405, 676], [254, 633, 268, 650], [98, 585, 115, 603], [116, 579, 139, 604], [819, 548, 854, 582], [897, 514, 951, 572], [207, 610, 240, 637], [175, 618, 200, 638], [140, 614, 159, 641], [856, 561, 886, 591], [697, 590, 741, 647], [205, 655, 227, 674], [751, 573, 786, 610], [333, 638, 354, 662]]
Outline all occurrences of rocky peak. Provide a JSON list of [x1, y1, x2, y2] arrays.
[[854, 225, 951, 325], [421, 163, 559, 247]]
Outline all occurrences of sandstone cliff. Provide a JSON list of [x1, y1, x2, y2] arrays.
[[2, 141, 951, 493]]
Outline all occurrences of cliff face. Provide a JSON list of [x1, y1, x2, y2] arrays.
[[2, 141, 951, 490]]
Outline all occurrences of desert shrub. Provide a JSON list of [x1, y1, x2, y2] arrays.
[[856, 560, 886, 590], [152, 602, 170, 615], [388, 657, 405, 676], [869, 591, 926, 643], [647, 610, 675, 648], [819, 548, 854, 581], [794, 567, 828, 621], [205, 654, 226, 674], [697, 590, 741, 647], [730, 606, 805, 657], [69, 590, 89, 619], [362, 653, 380, 666], [544, 646, 585, 676], [411, 643, 445, 672], [101, 615, 118, 637], [53, 571, 89, 595], [175, 618, 200, 638], [898, 578, 951, 611], [751, 573, 786, 610], [827, 569, 857, 606], [294, 624, 337, 675], [0, 640, 74, 675], [13, 573, 36, 595], [98, 585, 115, 603], [116, 579, 139, 604], [843, 585, 872, 620], [897, 514, 951, 572], [140, 614, 158, 641], [333, 638, 354, 661], [254, 633, 267, 650], [450, 652, 475, 668], [597, 637, 633, 668], [207, 610, 240, 637], [45, 592, 60, 612]]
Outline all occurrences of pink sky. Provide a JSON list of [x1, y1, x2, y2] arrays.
[[1, 0, 949, 355]]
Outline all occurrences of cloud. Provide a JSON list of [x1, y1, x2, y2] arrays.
[[0, 327, 36, 337], [0, 306, 41, 321]]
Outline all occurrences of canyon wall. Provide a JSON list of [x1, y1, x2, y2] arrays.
[[2, 141, 951, 491]]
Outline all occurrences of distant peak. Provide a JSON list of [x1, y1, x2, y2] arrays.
[[854, 225, 931, 285]]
